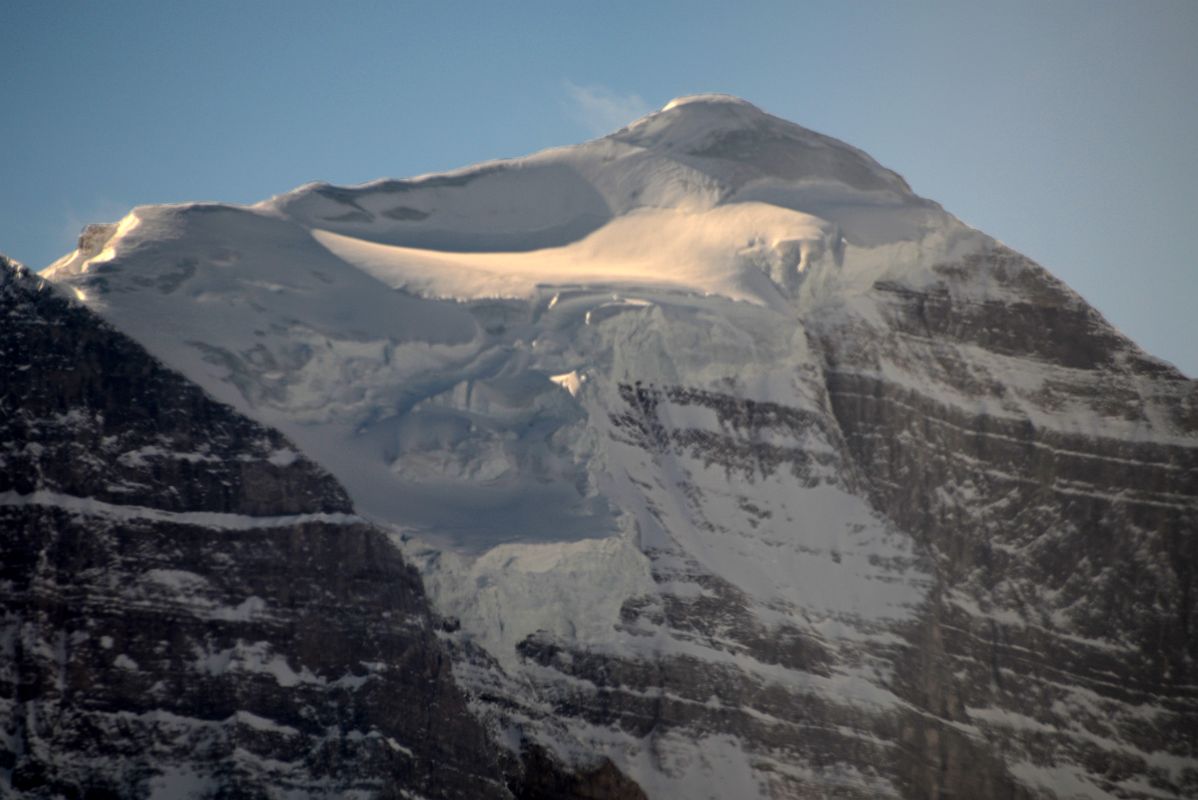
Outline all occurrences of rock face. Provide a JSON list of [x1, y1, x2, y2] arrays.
[[0, 259, 512, 797], [452, 244, 1198, 799], [815, 246, 1198, 798], [25, 96, 1198, 798]]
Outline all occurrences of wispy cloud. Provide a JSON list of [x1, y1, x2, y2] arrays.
[[563, 81, 652, 136]]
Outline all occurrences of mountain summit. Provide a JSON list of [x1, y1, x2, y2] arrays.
[[45, 94, 960, 326], [18, 99, 1198, 798], [618, 93, 914, 193]]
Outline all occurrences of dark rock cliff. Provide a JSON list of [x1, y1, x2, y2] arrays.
[[817, 246, 1198, 798]]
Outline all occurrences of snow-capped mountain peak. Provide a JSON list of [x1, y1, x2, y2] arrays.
[[662, 92, 760, 110], [30, 99, 1197, 799], [616, 93, 914, 196], [622, 92, 777, 146], [46, 95, 971, 319]]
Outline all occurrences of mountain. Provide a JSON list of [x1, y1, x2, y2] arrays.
[[14, 94, 1198, 798]]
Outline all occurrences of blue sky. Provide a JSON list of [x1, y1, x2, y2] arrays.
[[3, 1, 1196, 374]]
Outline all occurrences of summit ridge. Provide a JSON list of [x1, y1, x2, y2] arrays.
[[661, 92, 761, 110]]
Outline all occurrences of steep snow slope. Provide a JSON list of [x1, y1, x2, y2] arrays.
[[42, 96, 1197, 799]]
